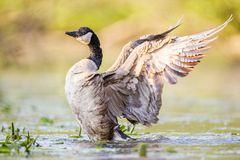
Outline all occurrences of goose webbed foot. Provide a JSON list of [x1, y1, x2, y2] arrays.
[[113, 125, 136, 141]]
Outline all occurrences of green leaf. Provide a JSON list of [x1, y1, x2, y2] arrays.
[[0, 146, 11, 154]]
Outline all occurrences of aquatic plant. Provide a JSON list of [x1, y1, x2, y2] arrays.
[[69, 127, 82, 139], [39, 117, 54, 125], [0, 122, 40, 156], [95, 145, 105, 149], [0, 103, 11, 113], [165, 147, 177, 153], [119, 123, 137, 135], [138, 143, 147, 157]]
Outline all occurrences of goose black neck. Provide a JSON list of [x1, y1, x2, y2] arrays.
[[87, 34, 102, 70]]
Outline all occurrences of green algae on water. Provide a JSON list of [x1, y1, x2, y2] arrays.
[[165, 147, 177, 153], [40, 117, 54, 125]]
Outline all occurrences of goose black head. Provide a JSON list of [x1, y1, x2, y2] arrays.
[[65, 27, 100, 46]]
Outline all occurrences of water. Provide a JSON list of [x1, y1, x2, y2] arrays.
[[0, 69, 239, 160]]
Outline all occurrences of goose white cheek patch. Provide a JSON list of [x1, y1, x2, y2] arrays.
[[76, 32, 93, 44]]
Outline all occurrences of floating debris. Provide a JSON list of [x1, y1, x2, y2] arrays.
[[231, 132, 240, 136]]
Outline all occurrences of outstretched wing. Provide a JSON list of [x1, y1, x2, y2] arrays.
[[107, 18, 183, 72], [103, 16, 232, 125]]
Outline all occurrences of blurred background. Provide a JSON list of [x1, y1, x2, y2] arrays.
[[0, 0, 240, 70], [0, 0, 239, 132], [0, 0, 240, 159]]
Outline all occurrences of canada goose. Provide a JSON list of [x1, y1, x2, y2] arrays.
[[65, 16, 232, 141]]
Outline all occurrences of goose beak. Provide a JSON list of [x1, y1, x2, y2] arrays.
[[65, 31, 78, 38]]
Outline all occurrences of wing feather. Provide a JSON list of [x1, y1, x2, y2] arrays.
[[103, 16, 232, 125]]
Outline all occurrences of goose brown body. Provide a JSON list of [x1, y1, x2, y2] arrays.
[[65, 16, 232, 141], [65, 59, 114, 141]]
